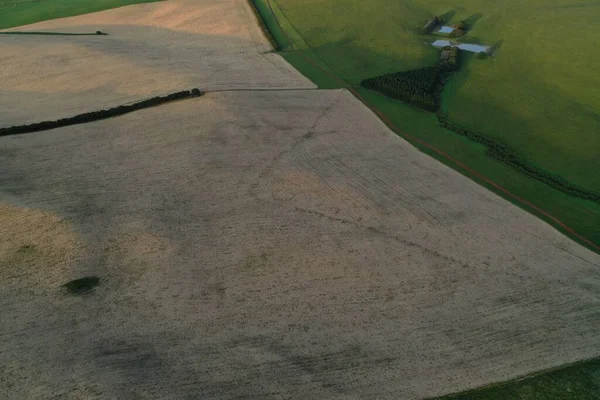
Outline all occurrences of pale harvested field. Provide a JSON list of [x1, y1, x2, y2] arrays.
[[1, 88, 599, 399], [2, 0, 600, 398], [0, 0, 314, 126]]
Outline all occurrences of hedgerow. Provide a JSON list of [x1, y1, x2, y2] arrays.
[[361, 49, 598, 202], [436, 112, 600, 202], [0, 88, 203, 137]]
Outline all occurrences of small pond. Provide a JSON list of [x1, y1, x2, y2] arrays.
[[432, 40, 489, 53]]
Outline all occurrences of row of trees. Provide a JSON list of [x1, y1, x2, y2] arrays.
[[436, 112, 600, 202], [0, 89, 203, 137]]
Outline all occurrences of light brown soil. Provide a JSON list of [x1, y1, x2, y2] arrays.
[[0, 0, 314, 126], [2, 0, 600, 398], [0, 203, 79, 293], [1, 88, 599, 399]]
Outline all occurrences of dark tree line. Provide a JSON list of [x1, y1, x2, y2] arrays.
[[362, 67, 440, 111], [361, 47, 459, 112], [0, 89, 203, 137], [362, 50, 597, 203]]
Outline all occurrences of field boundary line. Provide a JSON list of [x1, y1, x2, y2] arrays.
[[266, 0, 354, 88], [206, 87, 319, 93], [260, 0, 600, 252], [0, 88, 202, 136], [0, 31, 107, 35]]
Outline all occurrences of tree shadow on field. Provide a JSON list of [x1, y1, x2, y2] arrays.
[[489, 39, 504, 56], [465, 13, 483, 29], [446, 51, 473, 98], [440, 61, 573, 188], [440, 9, 457, 23], [460, 34, 483, 44], [312, 35, 439, 85]]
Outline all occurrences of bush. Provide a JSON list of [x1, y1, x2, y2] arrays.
[[439, 46, 459, 70], [453, 21, 467, 30]]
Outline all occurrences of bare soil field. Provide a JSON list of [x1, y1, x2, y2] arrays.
[[0, 0, 314, 126], [1, 89, 599, 399]]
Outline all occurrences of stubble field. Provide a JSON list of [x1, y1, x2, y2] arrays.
[[3, 87, 600, 398], [0, 0, 313, 126], [1, 0, 600, 399]]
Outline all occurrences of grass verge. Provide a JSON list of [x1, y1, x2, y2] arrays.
[[431, 357, 600, 399]]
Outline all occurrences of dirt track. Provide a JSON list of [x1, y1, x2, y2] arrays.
[[1, 0, 600, 399]]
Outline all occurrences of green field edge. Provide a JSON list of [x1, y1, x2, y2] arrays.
[[429, 356, 600, 399], [0, 0, 163, 30], [355, 88, 600, 253], [250, 0, 346, 89], [250, 0, 600, 253], [248, 0, 280, 51]]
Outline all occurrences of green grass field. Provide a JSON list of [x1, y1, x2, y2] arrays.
[[0, 0, 161, 30], [433, 357, 600, 400], [254, 0, 600, 251], [271, 0, 600, 194]]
